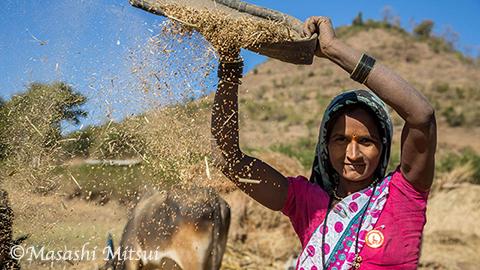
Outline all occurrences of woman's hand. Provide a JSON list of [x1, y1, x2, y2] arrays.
[[303, 16, 337, 58]]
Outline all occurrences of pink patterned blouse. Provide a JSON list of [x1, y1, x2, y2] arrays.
[[281, 168, 429, 269]]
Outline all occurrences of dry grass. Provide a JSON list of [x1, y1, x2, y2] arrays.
[[433, 162, 476, 192], [160, 3, 296, 56], [420, 184, 480, 269]]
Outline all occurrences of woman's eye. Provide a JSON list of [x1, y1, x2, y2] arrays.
[[359, 138, 373, 144]]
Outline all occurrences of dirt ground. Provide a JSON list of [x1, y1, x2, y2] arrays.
[[3, 148, 478, 270], [8, 183, 480, 270], [419, 184, 480, 270]]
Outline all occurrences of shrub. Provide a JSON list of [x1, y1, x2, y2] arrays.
[[271, 137, 316, 169], [442, 106, 465, 127], [97, 127, 145, 159], [352, 12, 364, 26], [437, 148, 480, 185], [414, 20, 434, 38], [428, 36, 454, 53], [61, 128, 94, 157], [435, 83, 450, 94]]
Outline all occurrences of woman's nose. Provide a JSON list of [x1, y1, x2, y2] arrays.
[[346, 141, 361, 161]]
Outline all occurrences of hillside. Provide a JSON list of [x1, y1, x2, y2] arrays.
[[4, 22, 480, 269], [238, 26, 480, 154]]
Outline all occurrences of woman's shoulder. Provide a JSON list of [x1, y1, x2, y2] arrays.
[[386, 166, 429, 202], [282, 175, 331, 247], [286, 175, 329, 197], [282, 175, 330, 215]]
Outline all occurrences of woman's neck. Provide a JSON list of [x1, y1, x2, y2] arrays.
[[336, 177, 374, 197]]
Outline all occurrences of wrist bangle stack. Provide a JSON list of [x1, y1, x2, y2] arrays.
[[218, 58, 243, 85], [350, 53, 376, 84]]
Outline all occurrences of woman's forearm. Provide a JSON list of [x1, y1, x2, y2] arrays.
[[325, 39, 434, 125], [211, 79, 242, 165], [210, 62, 289, 210], [210, 68, 289, 210]]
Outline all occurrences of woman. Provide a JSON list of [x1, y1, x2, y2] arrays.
[[211, 16, 436, 269]]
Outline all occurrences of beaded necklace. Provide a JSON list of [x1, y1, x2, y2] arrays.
[[320, 181, 379, 270]]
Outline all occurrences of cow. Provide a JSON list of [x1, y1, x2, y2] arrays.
[[105, 186, 230, 270]]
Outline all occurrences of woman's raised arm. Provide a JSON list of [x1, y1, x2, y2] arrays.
[[304, 16, 437, 191], [210, 53, 288, 211]]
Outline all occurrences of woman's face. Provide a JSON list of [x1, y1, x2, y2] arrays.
[[328, 108, 382, 182]]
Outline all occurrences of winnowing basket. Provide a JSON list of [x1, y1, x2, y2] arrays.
[[129, 0, 317, 64]]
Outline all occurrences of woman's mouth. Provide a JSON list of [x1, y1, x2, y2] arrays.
[[344, 163, 366, 169]]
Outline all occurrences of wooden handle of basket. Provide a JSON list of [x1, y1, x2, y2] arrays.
[[129, 0, 167, 17], [215, 0, 304, 32]]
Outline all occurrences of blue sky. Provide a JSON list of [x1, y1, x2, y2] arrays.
[[0, 0, 479, 131]]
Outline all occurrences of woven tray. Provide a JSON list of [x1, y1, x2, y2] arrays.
[[129, 0, 317, 64]]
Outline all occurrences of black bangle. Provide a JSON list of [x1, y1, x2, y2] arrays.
[[350, 54, 376, 84], [218, 59, 244, 85]]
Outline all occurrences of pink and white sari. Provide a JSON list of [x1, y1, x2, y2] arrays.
[[296, 175, 391, 270]]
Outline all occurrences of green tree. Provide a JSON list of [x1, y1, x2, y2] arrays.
[[414, 20, 434, 38], [0, 82, 87, 158], [352, 12, 364, 26]]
